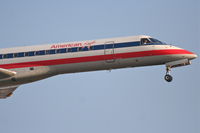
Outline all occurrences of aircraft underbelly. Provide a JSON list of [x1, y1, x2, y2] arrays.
[[48, 55, 169, 74], [48, 53, 190, 75]]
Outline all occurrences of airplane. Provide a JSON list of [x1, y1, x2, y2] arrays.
[[0, 35, 197, 99]]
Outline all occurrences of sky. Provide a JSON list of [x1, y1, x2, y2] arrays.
[[0, 0, 199, 133]]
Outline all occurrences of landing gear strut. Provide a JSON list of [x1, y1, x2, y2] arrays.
[[164, 67, 173, 82], [163, 59, 192, 82]]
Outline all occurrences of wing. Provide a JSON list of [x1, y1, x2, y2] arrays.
[[0, 86, 18, 99], [0, 68, 16, 79], [0, 68, 18, 99]]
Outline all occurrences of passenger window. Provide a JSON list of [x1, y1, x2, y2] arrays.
[[71, 47, 78, 52], [36, 50, 45, 55], [89, 46, 94, 50], [46, 49, 56, 54], [82, 46, 89, 51], [57, 48, 67, 53], [141, 38, 151, 45], [0, 55, 3, 59], [68, 48, 72, 52], [3, 54, 7, 58], [14, 53, 24, 57], [78, 47, 82, 51], [4, 54, 13, 59], [25, 51, 35, 56]]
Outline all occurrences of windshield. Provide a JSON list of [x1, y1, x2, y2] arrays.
[[141, 38, 165, 45], [149, 38, 165, 44]]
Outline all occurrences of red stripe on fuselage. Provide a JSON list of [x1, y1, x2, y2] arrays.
[[0, 49, 193, 69]]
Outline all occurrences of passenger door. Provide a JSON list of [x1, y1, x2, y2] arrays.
[[104, 41, 115, 63]]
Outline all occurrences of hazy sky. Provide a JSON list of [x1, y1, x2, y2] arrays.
[[0, 0, 199, 133]]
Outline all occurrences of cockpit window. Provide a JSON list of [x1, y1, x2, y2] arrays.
[[141, 38, 165, 45], [149, 38, 163, 44], [141, 38, 151, 45]]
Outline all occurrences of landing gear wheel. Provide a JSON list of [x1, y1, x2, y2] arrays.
[[164, 74, 173, 82]]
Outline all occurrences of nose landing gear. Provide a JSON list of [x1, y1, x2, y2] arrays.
[[163, 59, 192, 82], [164, 67, 173, 82]]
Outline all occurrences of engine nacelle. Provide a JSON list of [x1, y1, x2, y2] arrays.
[[166, 59, 191, 68]]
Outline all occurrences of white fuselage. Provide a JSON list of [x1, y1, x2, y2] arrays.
[[0, 35, 197, 88]]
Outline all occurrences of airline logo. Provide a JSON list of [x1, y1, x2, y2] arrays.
[[50, 41, 96, 49]]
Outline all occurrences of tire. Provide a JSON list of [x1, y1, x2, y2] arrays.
[[164, 74, 173, 82]]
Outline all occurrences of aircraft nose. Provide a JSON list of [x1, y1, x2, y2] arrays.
[[187, 52, 198, 60], [192, 53, 198, 59]]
